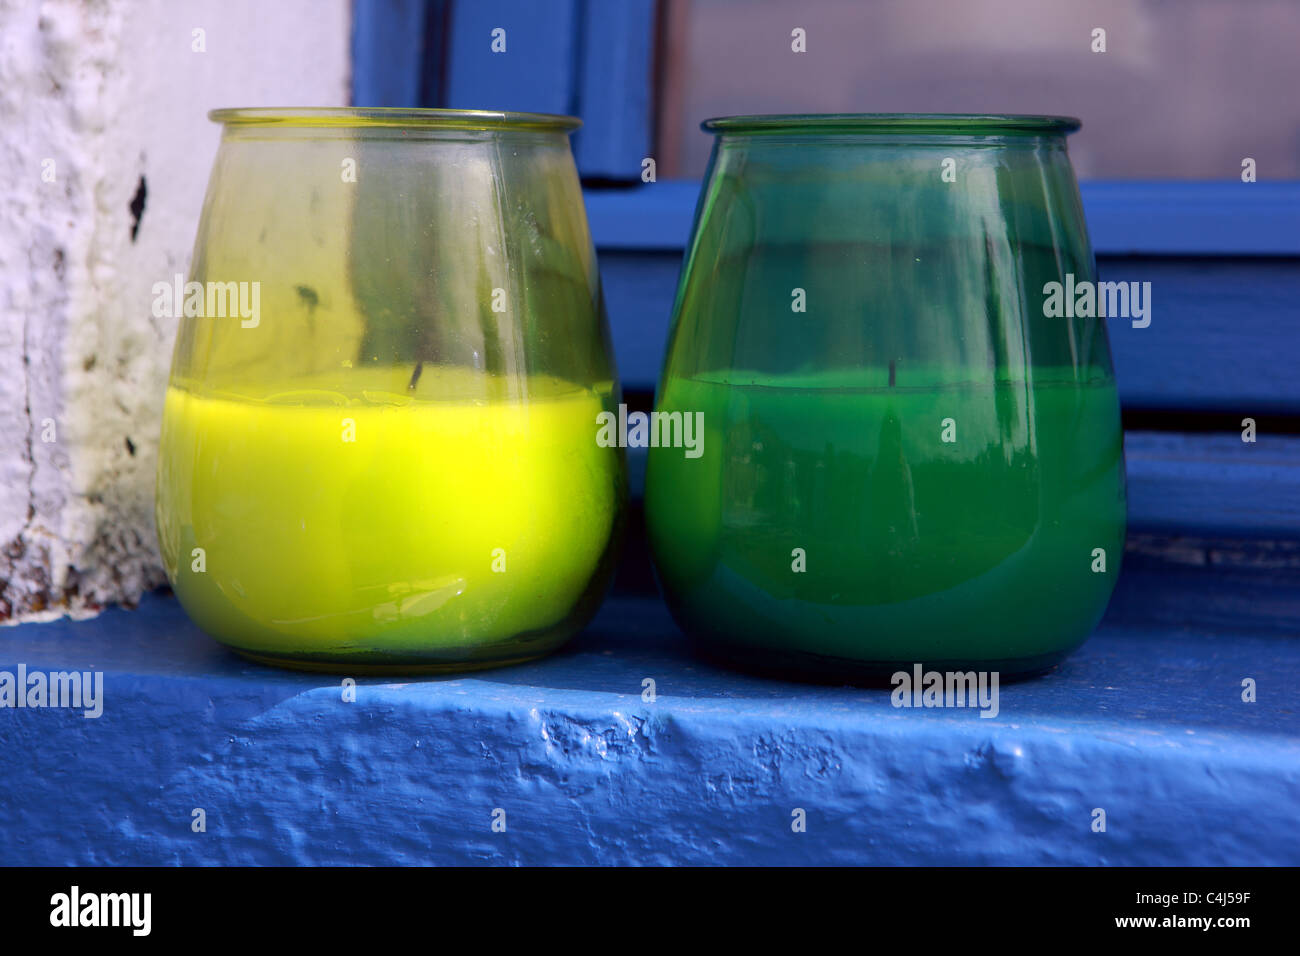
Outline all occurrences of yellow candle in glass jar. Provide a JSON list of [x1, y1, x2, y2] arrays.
[[156, 365, 621, 671]]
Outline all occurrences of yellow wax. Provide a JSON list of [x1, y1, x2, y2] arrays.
[[156, 367, 621, 666]]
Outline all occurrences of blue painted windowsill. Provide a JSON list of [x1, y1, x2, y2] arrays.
[[1, 585, 1297, 866]]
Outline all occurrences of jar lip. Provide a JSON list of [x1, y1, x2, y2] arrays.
[[702, 113, 1081, 135], [208, 107, 582, 132]]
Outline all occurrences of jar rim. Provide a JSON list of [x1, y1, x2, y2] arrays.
[[702, 113, 1081, 135], [208, 107, 583, 132]]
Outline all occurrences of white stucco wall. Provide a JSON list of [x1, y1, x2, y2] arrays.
[[0, 0, 352, 620]]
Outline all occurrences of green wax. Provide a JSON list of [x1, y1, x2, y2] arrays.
[[645, 366, 1126, 672]]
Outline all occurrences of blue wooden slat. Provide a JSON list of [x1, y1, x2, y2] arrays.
[[1109, 531, 1300, 637], [1084, 182, 1300, 256], [601, 250, 681, 386], [1102, 258, 1300, 414], [585, 181, 1300, 255], [621, 430, 1300, 543], [573, 0, 657, 179], [442, 0, 579, 116], [586, 180, 700, 248], [351, 0, 433, 106], [601, 250, 1300, 414], [592, 186, 1300, 414], [1124, 431, 1300, 539]]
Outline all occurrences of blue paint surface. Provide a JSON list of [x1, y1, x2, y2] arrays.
[[585, 181, 1300, 255], [443, 0, 579, 116], [572, 0, 656, 179], [1, 589, 1296, 865], [1083, 182, 1300, 256], [588, 184, 1300, 409], [585, 180, 702, 250], [435, 0, 655, 178], [601, 250, 1300, 413], [351, 0, 433, 107], [599, 250, 683, 386], [1125, 431, 1300, 538], [1100, 257, 1300, 414], [620, 428, 1300, 553]]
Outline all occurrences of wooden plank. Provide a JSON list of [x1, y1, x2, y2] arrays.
[[1110, 533, 1300, 637], [1124, 431, 1300, 538], [621, 431, 1300, 543], [593, 186, 1300, 414], [573, 0, 657, 179], [1102, 257, 1300, 414], [351, 0, 433, 106], [599, 250, 680, 389], [600, 248, 1300, 415], [1084, 182, 1300, 256], [585, 181, 1300, 255], [443, 0, 579, 115], [585, 180, 699, 249]]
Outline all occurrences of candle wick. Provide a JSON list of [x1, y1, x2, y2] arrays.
[[889, 359, 896, 388], [408, 360, 424, 391]]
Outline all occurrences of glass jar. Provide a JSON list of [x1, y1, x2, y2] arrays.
[[646, 114, 1126, 680], [157, 108, 624, 672]]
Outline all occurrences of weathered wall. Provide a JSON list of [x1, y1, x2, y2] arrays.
[[0, 0, 352, 621]]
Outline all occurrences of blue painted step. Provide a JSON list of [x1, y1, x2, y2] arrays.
[[1, 587, 1296, 865]]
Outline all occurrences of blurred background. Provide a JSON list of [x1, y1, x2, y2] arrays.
[[384, 0, 1300, 183], [657, 0, 1299, 181]]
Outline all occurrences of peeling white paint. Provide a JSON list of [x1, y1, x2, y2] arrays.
[[0, 0, 351, 621]]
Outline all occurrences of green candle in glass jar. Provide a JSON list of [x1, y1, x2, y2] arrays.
[[646, 113, 1128, 679], [647, 363, 1125, 674]]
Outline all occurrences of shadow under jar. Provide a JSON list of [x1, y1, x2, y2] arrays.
[[157, 108, 625, 673], [645, 114, 1126, 681]]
